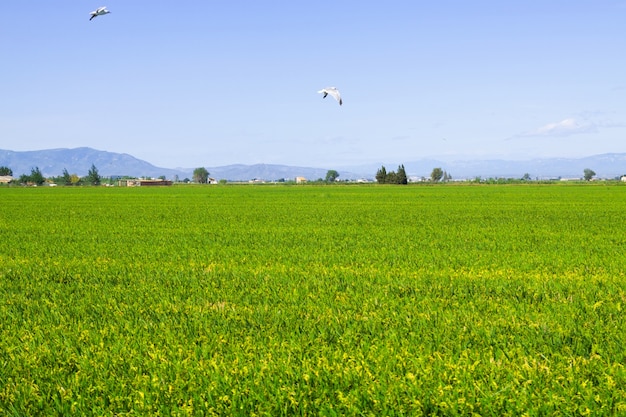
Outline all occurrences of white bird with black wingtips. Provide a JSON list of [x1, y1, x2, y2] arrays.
[[89, 6, 111, 21], [318, 87, 342, 106]]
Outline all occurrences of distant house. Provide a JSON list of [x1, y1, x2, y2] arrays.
[[621, 175, 626, 183], [121, 179, 172, 187], [0, 176, 13, 184], [295, 176, 307, 184], [139, 179, 173, 186]]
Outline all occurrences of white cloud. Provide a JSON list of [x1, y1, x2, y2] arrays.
[[520, 118, 597, 138]]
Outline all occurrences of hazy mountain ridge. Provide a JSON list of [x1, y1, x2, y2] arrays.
[[0, 148, 188, 179], [427, 154, 626, 179], [1, 148, 625, 181], [353, 155, 626, 179], [0, 148, 359, 181], [203, 164, 359, 182]]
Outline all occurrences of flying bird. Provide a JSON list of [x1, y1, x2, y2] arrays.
[[318, 87, 342, 106], [89, 6, 110, 21]]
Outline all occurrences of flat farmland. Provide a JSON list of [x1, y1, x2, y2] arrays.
[[1, 183, 625, 415]]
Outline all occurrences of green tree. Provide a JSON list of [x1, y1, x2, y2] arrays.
[[325, 170, 339, 183], [396, 165, 408, 185], [62, 168, 72, 186], [193, 167, 210, 184], [583, 168, 596, 181], [0, 166, 12, 176], [30, 167, 45, 185], [376, 165, 409, 184], [375, 166, 387, 184], [86, 164, 101, 186], [431, 167, 444, 183], [522, 173, 531, 181]]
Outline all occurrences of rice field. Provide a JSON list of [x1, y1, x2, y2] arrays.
[[1, 183, 625, 415]]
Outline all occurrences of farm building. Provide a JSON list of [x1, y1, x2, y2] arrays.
[[120, 179, 173, 187], [0, 176, 14, 184]]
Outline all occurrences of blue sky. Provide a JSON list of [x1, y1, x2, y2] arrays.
[[2, 1, 625, 169]]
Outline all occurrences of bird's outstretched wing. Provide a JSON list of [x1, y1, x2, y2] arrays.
[[318, 87, 342, 105], [89, 7, 110, 20]]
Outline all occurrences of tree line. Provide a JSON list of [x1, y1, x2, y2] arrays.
[[375, 165, 408, 184], [0, 164, 102, 186], [0, 164, 210, 186], [374, 165, 451, 184], [1, 164, 604, 186], [374, 166, 599, 183]]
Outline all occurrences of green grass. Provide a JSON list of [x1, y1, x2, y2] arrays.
[[1, 183, 626, 415]]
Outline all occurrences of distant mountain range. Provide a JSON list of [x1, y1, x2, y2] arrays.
[[1, 147, 625, 181], [384, 153, 626, 180], [0, 148, 358, 181], [0, 148, 189, 179]]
